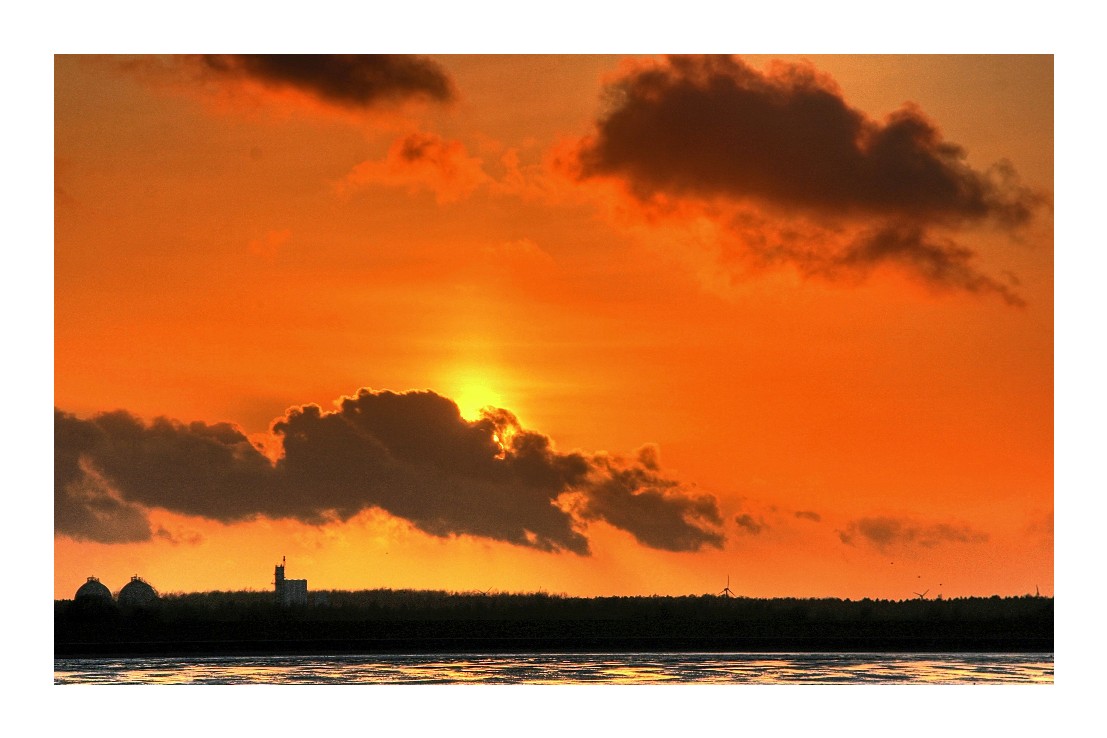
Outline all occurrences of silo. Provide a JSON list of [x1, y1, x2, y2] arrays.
[[117, 575, 159, 607], [74, 576, 112, 602]]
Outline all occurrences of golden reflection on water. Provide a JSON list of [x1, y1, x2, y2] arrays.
[[54, 653, 1054, 685]]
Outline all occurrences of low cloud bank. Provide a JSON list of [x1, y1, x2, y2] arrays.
[[55, 389, 724, 555]]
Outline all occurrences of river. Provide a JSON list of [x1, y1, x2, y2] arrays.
[[54, 651, 1053, 684]]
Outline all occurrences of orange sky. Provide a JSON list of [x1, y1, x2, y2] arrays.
[[53, 54, 1053, 601]]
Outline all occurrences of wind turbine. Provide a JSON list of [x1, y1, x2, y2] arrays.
[[719, 575, 736, 598], [913, 589, 929, 600]]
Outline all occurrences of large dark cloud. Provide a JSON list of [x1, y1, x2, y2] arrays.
[[837, 516, 988, 551], [194, 54, 455, 109], [573, 55, 1043, 303], [577, 55, 1035, 224], [54, 390, 724, 554]]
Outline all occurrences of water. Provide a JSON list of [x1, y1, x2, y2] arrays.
[[53, 652, 1053, 684]]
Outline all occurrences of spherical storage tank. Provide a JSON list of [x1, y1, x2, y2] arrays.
[[117, 575, 159, 606], [74, 576, 113, 602]]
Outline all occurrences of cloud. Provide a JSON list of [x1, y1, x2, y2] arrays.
[[55, 464, 153, 544], [572, 452, 724, 552], [196, 54, 454, 109], [837, 515, 988, 551], [119, 55, 455, 119], [832, 225, 1025, 305], [734, 513, 767, 535], [763, 222, 1027, 306], [55, 390, 724, 555], [339, 132, 491, 203], [575, 55, 1036, 224], [794, 510, 821, 522], [568, 55, 1044, 304], [55, 410, 153, 543], [154, 525, 204, 546]]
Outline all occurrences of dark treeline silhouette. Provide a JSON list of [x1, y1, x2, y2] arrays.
[[56, 589, 1053, 657]]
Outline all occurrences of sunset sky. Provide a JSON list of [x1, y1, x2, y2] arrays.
[[53, 53, 1054, 601]]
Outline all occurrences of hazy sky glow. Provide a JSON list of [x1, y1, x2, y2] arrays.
[[54, 54, 1053, 600]]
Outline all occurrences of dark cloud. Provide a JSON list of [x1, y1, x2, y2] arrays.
[[572, 55, 1043, 304], [54, 409, 152, 543], [837, 516, 988, 551], [271, 396, 590, 553], [575, 455, 724, 552], [794, 510, 821, 522], [833, 224, 1025, 306], [734, 513, 767, 535], [55, 390, 724, 554], [198, 54, 455, 108], [577, 55, 1036, 224], [123, 53, 456, 113], [757, 223, 1027, 307], [55, 469, 153, 544]]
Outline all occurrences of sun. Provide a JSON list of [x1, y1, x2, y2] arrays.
[[449, 368, 506, 420]]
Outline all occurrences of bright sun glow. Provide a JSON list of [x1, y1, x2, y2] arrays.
[[450, 368, 506, 420]]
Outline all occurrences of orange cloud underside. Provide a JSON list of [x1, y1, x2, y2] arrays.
[[54, 55, 1052, 600]]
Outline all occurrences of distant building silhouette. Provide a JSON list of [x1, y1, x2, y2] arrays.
[[74, 576, 112, 602], [74, 574, 160, 606], [274, 556, 308, 606], [118, 575, 159, 607]]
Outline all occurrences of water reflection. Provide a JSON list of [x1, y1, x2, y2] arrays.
[[54, 652, 1053, 685]]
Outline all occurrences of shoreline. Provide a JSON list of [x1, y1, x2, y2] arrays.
[[56, 592, 1053, 658]]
